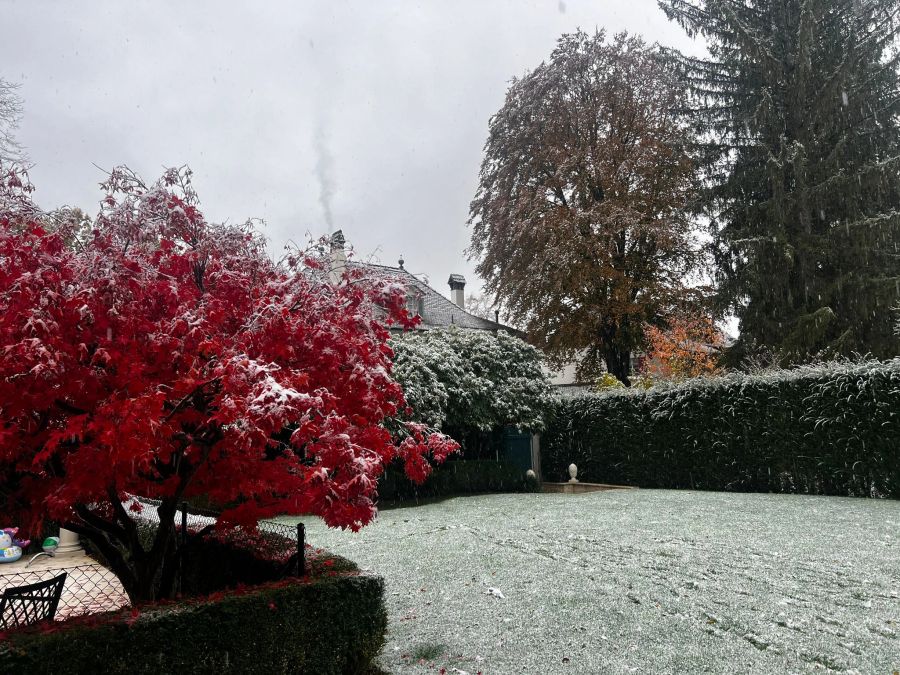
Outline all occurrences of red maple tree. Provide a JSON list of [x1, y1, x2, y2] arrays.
[[0, 166, 457, 602]]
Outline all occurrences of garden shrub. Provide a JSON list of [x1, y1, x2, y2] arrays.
[[179, 528, 357, 595], [3, 527, 386, 674], [390, 327, 553, 432], [387, 329, 549, 499], [543, 359, 900, 498], [0, 572, 386, 675], [379, 458, 529, 502]]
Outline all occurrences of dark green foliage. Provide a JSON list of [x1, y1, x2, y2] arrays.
[[543, 360, 900, 497], [388, 329, 547, 500], [0, 573, 386, 675], [659, 0, 900, 361], [378, 459, 529, 503], [179, 531, 357, 596], [390, 327, 553, 432], [411, 643, 446, 661]]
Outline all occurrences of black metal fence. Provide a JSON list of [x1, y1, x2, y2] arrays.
[[130, 497, 307, 577]]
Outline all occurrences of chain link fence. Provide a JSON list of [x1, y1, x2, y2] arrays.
[[0, 563, 129, 621], [129, 496, 305, 575], [0, 499, 306, 624]]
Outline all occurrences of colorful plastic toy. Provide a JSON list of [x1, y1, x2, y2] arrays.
[[0, 531, 22, 563], [3, 527, 30, 550]]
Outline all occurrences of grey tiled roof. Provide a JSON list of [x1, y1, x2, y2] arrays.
[[348, 261, 509, 331]]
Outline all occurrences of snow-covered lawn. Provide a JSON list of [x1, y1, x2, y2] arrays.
[[280, 490, 898, 674]]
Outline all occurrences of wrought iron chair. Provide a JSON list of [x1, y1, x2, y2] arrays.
[[0, 572, 67, 629]]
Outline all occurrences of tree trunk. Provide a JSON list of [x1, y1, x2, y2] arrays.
[[604, 347, 632, 386], [69, 515, 181, 605], [129, 546, 177, 604]]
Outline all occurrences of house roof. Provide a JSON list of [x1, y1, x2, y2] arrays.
[[348, 260, 512, 332]]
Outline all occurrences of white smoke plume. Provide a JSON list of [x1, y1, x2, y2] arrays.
[[313, 117, 335, 233]]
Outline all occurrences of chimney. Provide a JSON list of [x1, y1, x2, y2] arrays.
[[448, 274, 466, 308], [329, 230, 346, 284]]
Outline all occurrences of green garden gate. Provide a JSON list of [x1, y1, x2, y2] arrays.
[[502, 427, 535, 475]]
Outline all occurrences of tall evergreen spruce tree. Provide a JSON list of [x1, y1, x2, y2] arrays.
[[659, 0, 900, 361]]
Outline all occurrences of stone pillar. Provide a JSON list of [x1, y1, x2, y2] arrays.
[[530, 433, 542, 483], [56, 527, 84, 556]]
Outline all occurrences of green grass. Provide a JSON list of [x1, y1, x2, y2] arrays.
[[410, 642, 446, 661]]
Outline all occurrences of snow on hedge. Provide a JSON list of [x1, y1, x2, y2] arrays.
[[543, 358, 900, 497]]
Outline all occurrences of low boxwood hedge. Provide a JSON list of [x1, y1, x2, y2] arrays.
[[2, 525, 386, 674], [0, 571, 386, 674], [543, 359, 900, 498]]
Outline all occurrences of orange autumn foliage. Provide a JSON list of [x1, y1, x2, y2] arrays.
[[643, 314, 725, 380]]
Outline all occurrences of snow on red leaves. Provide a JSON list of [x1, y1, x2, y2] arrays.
[[0, 165, 457, 539]]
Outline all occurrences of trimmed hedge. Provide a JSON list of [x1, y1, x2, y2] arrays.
[[378, 458, 529, 503], [0, 572, 386, 674], [543, 359, 900, 498], [2, 528, 386, 674]]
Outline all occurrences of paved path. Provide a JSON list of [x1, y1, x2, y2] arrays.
[[0, 551, 128, 620]]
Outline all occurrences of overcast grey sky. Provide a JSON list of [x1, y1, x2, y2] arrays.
[[2, 0, 701, 300]]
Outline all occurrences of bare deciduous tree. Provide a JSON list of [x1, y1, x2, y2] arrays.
[[464, 293, 497, 321], [0, 79, 25, 165]]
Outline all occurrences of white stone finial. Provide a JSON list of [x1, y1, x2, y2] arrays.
[[568, 463, 579, 483]]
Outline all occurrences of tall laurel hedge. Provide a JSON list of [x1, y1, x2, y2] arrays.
[[543, 359, 900, 498]]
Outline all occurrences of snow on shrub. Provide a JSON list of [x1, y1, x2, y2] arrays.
[[390, 327, 554, 432], [543, 359, 900, 498]]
